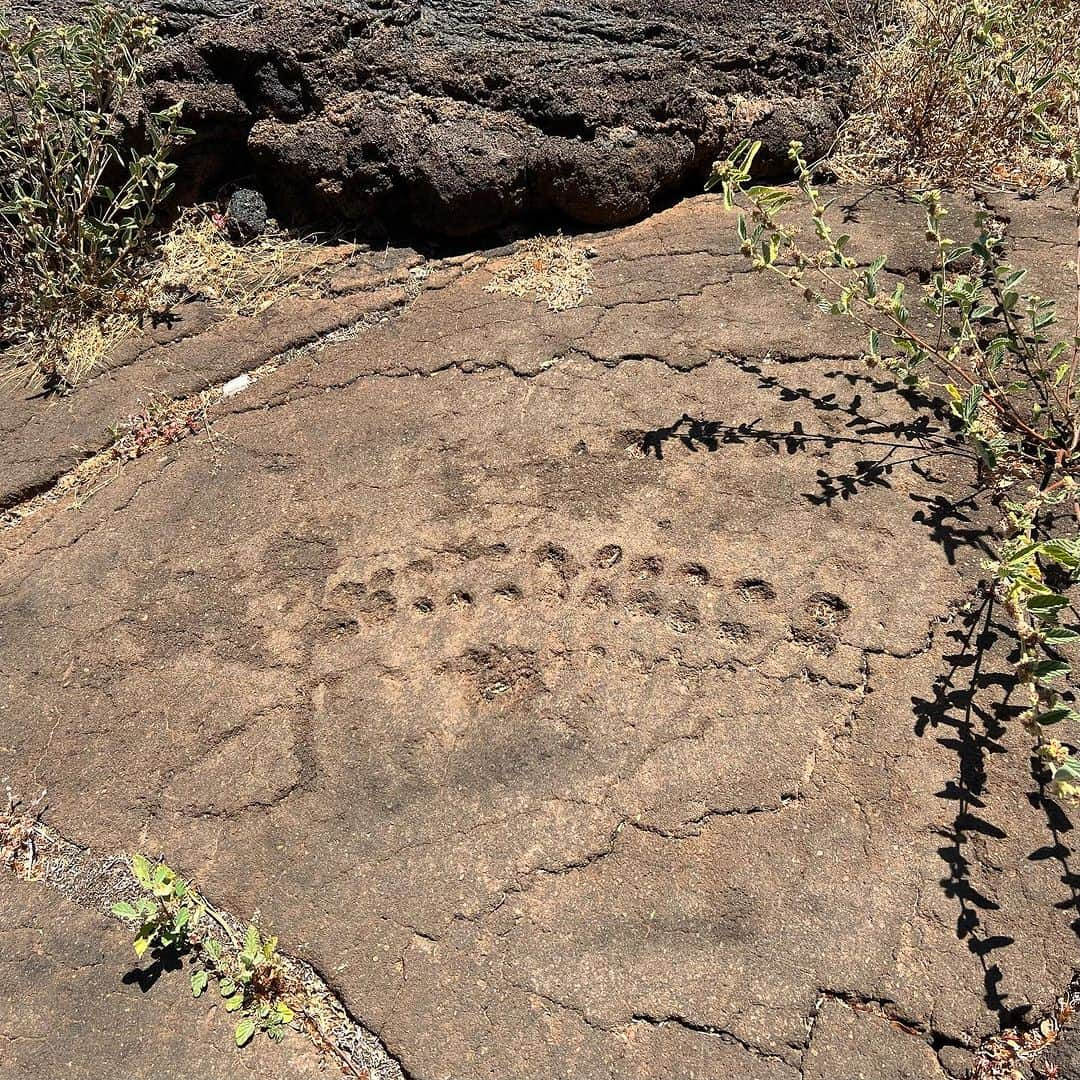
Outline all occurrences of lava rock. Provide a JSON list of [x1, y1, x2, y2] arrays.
[[226, 187, 268, 242], [20, 0, 864, 235]]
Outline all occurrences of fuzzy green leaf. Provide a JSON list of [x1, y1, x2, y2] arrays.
[[1033, 659, 1071, 682], [1033, 707, 1077, 726], [1026, 593, 1070, 618], [234, 1017, 257, 1046]]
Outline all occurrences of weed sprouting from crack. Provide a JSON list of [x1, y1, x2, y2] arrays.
[[0, 390, 217, 530], [0, 794, 403, 1079]]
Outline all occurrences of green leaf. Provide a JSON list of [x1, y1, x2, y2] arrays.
[[131, 854, 152, 888], [224, 993, 244, 1013], [234, 1017, 257, 1047], [205, 938, 223, 962], [1033, 659, 1071, 682], [219, 978, 237, 997], [1043, 626, 1080, 645], [1054, 756, 1080, 784], [133, 934, 152, 958], [190, 970, 209, 997], [1033, 707, 1077, 726], [111, 901, 139, 920], [1026, 593, 1070, 618]]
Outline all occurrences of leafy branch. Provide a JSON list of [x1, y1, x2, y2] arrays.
[[707, 81, 1080, 800]]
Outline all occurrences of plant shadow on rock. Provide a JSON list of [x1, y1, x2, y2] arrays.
[[121, 942, 186, 993], [914, 592, 1080, 1029], [641, 358, 983, 548], [641, 359, 1080, 1026]]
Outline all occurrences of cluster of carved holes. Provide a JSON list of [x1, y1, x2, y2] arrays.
[[320, 543, 851, 645]]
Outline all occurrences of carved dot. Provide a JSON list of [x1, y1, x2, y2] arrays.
[[716, 621, 751, 643], [680, 563, 710, 585], [582, 583, 613, 608], [593, 544, 623, 569], [666, 601, 701, 634], [495, 584, 522, 602], [627, 589, 663, 617], [792, 626, 836, 656], [356, 589, 397, 623], [447, 590, 474, 607], [736, 578, 776, 602], [630, 555, 664, 579], [806, 592, 850, 626], [413, 597, 435, 615]]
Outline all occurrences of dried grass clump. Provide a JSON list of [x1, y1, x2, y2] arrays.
[[154, 210, 324, 318], [1, 210, 327, 393], [485, 235, 594, 311], [1, 309, 141, 392], [828, 0, 1080, 187]]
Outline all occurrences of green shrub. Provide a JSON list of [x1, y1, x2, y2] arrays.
[[0, 4, 186, 388], [113, 856, 296, 1047], [709, 33, 1080, 799]]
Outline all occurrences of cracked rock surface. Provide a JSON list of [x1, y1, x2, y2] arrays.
[[1, 189, 1079, 1078], [0, 875, 324, 1079]]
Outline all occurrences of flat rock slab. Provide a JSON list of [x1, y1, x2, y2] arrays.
[[1, 191, 1078, 1079], [0, 875, 323, 1080]]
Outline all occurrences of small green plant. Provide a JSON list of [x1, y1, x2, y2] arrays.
[[708, 50, 1080, 800], [111, 854, 202, 957], [0, 4, 187, 388], [113, 856, 295, 1047]]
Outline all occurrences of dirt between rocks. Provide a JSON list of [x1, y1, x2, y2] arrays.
[[1, 187, 1079, 1080]]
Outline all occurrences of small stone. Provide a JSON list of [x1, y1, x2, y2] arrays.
[[220, 373, 252, 398], [226, 187, 268, 243]]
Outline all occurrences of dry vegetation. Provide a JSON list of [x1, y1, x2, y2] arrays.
[[485, 235, 595, 311], [828, 0, 1080, 187], [0, 6, 325, 392], [155, 210, 332, 318]]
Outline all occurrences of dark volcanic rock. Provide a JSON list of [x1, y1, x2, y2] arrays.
[[226, 185, 269, 241], [131, 0, 855, 235]]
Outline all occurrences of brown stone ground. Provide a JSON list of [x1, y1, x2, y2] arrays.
[[0, 875, 325, 1079], [1, 188, 1078, 1079]]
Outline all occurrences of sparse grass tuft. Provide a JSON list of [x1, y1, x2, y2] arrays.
[[485, 235, 594, 311], [155, 210, 328, 318]]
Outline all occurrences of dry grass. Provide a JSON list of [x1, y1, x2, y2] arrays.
[[1, 310, 141, 391], [485, 235, 594, 311], [1, 209, 330, 392], [154, 209, 328, 318], [828, 0, 1080, 187]]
